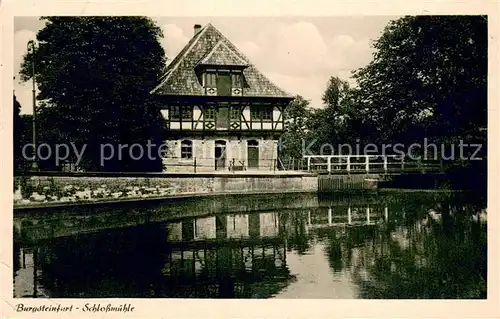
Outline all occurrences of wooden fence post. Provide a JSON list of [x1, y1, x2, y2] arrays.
[[365, 156, 370, 173], [383, 156, 388, 173]]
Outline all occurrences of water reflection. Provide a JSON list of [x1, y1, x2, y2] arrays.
[[13, 192, 487, 299]]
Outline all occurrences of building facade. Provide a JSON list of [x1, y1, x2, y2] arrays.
[[151, 23, 293, 172]]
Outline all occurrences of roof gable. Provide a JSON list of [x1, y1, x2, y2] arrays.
[[151, 23, 292, 99], [198, 41, 248, 67]]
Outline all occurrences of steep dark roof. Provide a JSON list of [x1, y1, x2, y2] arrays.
[[151, 23, 292, 99], [198, 41, 248, 67]]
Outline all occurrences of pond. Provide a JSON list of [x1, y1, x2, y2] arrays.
[[13, 191, 487, 299]]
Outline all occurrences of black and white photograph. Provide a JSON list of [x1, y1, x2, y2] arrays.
[[2, 1, 498, 317]]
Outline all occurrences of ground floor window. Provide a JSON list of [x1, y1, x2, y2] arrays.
[[181, 140, 193, 159]]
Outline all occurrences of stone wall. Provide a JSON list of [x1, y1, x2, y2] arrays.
[[14, 173, 317, 207], [317, 174, 381, 192]]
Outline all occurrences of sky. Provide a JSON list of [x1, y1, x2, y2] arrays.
[[14, 16, 397, 114]]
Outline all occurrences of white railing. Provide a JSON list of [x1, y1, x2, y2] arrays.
[[302, 155, 441, 173]]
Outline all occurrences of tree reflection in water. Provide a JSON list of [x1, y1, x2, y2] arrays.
[[345, 195, 487, 299]]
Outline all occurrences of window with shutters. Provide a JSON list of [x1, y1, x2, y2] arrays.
[[202, 69, 244, 95]]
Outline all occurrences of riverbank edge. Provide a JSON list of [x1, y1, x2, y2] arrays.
[[14, 173, 319, 210], [13, 188, 469, 212], [13, 189, 318, 212]]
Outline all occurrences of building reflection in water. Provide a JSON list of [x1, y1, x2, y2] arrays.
[[13, 245, 48, 298], [162, 212, 289, 298], [13, 192, 487, 299]]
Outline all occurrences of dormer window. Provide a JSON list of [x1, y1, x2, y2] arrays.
[[231, 73, 242, 88], [205, 71, 217, 88], [196, 39, 248, 97], [200, 69, 244, 96]]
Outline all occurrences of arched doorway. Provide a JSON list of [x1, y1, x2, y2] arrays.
[[247, 139, 259, 169], [215, 140, 227, 170]]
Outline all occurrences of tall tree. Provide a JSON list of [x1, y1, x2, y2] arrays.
[[322, 76, 350, 113], [281, 79, 362, 158], [347, 15, 487, 193], [280, 95, 313, 159], [20, 17, 167, 172], [352, 16, 487, 147], [308, 76, 362, 152]]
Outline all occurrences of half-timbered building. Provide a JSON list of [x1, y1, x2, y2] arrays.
[[151, 23, 293, 172]]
